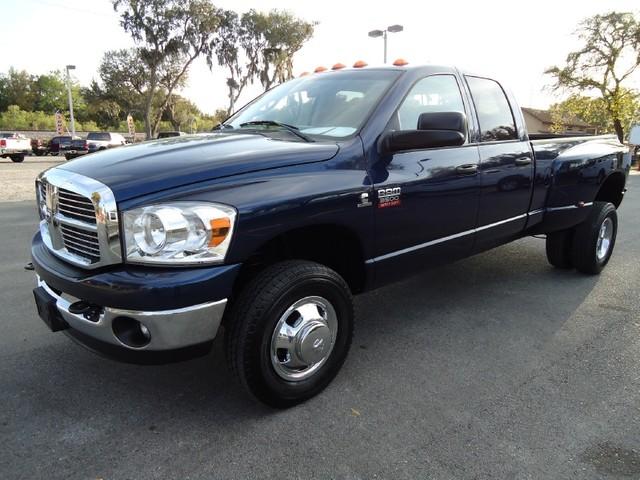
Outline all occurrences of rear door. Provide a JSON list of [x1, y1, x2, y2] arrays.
[[465, 76, 534, 252], [371, 74, 481, 284]]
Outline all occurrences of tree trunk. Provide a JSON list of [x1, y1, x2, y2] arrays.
[[143, 91, 155, 140], [612, 117, 624, 143]]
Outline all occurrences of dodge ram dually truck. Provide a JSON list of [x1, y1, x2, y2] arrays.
[[30, 64, 630, 407]]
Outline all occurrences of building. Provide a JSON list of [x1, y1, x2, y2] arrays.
[[522, 107, 597, 135]]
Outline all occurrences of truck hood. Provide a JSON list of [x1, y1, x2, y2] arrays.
[[58, 133, 339, 201]]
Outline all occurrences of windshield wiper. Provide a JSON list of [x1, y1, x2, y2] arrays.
[[239, 120, 313, 142], [212, 123, 233, 130]]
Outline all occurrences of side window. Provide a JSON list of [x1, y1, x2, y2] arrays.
[[466, 76, 517, 141], [396, 75, 465, 131]]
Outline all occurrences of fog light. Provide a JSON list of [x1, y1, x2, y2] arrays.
[[112, 316, 151, 348]]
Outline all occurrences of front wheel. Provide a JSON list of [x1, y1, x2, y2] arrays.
[[225, 260, 354, 408], [570, 202, 618, 274]]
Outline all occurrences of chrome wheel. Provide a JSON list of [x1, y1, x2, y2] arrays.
[[596, 217, 613, 261], [270, 296, 338, 381]]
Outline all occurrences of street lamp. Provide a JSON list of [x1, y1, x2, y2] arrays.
[[65, 65, 76, 137], [368, 24, 404, 64]]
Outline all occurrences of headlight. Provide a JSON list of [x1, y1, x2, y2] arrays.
[[123, 202, 237, 265]]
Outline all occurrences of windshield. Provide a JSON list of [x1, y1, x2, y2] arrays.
[[225, 70, 401, 139]]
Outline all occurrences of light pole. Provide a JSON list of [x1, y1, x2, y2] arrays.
[[65, 65, 76, 137], [368, 24, 403, 64]]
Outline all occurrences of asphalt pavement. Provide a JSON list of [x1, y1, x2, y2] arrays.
[[1, 177, 639, 479]]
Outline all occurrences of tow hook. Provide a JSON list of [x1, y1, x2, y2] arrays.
[[24, 262, 34, 271], [68, 301, 103, 323]]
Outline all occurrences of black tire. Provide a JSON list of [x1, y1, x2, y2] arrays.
[[225, 260, 354, 408], [64, 154, 72, 161], [570, 202, 617, 274], [545, 229, 574, 269], [10, 154, 25, 163]]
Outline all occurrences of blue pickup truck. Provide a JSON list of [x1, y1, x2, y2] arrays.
[[31, 64, 630, 407]]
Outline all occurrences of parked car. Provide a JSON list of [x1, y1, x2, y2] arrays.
[[157, 131, 187, 139], [0, 132, 31, 162], [47, 136, 75, 156], [63, 132, 127, 160], [31, 64, 631, 407], [31, 138, 49, 156]]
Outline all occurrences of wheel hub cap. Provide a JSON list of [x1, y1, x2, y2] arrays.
[[596, 217, 613, 261], [270, 296, 337, 381]]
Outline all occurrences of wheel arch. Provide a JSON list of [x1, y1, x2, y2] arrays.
[[231, 223, 367, 299], [595, 171, 626, 208]]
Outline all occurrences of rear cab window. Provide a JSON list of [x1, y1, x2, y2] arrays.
[[465, 76, 517, 142]]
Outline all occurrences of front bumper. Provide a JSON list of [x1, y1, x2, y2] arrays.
[[31, 232, 241, 363], [37, 275, 227, 350]]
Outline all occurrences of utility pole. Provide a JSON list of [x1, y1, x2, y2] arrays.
[[65, 65, 76, 137], [368, 25, 404, 63]]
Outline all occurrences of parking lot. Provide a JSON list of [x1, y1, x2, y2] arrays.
[[1, 168, 639, 479], [0, 155, 65, 202]]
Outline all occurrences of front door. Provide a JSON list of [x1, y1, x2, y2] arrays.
[[369, 74, 481, 285]]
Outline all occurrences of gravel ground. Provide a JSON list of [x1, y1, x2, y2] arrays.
[[0, 176, 638, 479], [0, 155, 64, 202]]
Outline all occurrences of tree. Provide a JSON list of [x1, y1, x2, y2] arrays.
[[164, 94, 201, 131], [549, 92, 640, 135], [0, 68, 35, 111], [112, 0, 224, 138], [216, 9, 316, 114], [32, 71, 67, 113], [255, 10, 316, 90], [545, 12, 640, 141]]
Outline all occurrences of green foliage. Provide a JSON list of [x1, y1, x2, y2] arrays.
[[0, 105, 55, 130], [0, 5, 315, 133], [549, 92, 640, 136], [216, 9, 316, 113], [546, 11, 640, 141], [112, 0, 225, 138]]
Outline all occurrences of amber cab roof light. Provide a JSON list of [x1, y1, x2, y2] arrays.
[[299, 71, 310, 77], [314, 66, 328, 73], [393, 58, 409, 66], [332, 63, 346, 70], [352, 60, 368, 68]]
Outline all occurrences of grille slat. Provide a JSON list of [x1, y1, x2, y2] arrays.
[[66, 245, 100, 260], [61, 235, 101, 254], [57, 196, 93, 207], [58, 206, 96, 220], [60, 225, 98, 242]]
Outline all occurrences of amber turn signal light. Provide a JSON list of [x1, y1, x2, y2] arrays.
[[209, 218, 231, 247]]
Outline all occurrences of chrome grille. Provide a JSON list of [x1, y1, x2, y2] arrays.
[[37, 169, 121, 269], [60, 224, 101, 262], [57, 188, 97, 224]]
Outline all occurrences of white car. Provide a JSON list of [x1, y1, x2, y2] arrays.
[[0, 132, 31, 163]]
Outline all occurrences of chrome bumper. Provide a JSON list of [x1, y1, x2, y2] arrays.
[[37, 276, 227, 351]]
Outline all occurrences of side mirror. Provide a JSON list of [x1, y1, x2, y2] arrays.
[[629, 125, 640, 146], [380, 111, 467, 153]]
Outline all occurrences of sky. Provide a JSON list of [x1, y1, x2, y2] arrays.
[[1, 0, 638, 115]]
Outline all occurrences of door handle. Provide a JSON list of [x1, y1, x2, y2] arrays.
[[456, 164, 478, 175], [515, 157, 532, 166]]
